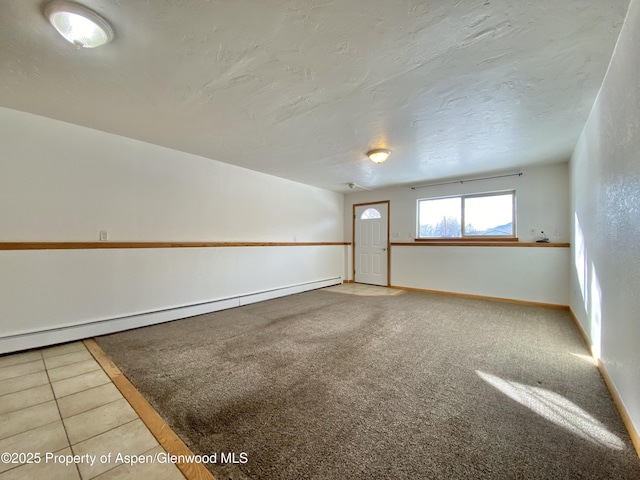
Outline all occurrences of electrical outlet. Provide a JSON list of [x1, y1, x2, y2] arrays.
[[554, 229, 560, 236], [392, 232, 400, 238], [99, 230, 108, 241], [529, 228, 536, 236]]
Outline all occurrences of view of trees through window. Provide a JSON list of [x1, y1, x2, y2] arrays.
[[418, 197, 462, 237], [418, 192, 515, 238]]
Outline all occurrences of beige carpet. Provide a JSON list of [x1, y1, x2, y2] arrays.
[[322, 283, 405, 296], [96, 288, 640, 479]]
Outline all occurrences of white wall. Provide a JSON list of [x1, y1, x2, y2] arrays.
[[392, 246, 569, 305], [0, 107, 345, 353], [0, 108, 342, 243], [344, 163, 570, 305], [569, 0, 640, 440]]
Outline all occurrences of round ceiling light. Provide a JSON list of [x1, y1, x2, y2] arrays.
[[367, 148, 391, 164], [45, 1, 114, 48]]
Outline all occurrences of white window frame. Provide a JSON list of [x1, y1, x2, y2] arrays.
[[417, 190, 516, 240]]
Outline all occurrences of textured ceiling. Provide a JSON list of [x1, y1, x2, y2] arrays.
[[0, 0, 630, 192]]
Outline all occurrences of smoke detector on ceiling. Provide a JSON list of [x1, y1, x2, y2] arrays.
[[346, 182, 371, 191]]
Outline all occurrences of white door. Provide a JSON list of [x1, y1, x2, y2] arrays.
[[354, 203, 389, 286]]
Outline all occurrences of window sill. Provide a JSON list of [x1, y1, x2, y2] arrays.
[[415, 237, 519, 243], [391, 239, 570, 248]]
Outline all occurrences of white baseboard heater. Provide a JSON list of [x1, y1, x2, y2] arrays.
[[0, 277, 342, 355]]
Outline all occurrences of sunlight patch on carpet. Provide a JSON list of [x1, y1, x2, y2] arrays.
[[571, 353, 597, 365], [477, 370, 624, 450]]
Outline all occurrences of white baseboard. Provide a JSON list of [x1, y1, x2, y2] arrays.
[[0, 277, 342, 355]]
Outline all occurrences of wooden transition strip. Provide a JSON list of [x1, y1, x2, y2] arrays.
[[567, 310, 640, 458], [392, 241, 570, 247], [390, 285, 570, 310], [0, 241, 349, 251], [83, 339, 216, 480]]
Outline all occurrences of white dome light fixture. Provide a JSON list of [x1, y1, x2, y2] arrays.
[[367, 148, 391, 164], [45, 1, 114, 49]]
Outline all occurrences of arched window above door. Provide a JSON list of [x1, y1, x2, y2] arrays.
[[360, 208, 381, 220]]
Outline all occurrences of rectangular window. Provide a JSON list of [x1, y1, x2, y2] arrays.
[[417, 191, 516, 239]]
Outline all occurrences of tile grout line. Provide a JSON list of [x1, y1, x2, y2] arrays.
[[0, 356, 40, 368], [58, 394, 123, 422], [1, 343, 139, 479], [0, 359, 46, 382], [0, 443, 76, 476], [41, 343, 90, 357], [0, 384, 53, 412], [3, 340, 209, 479], [68, 417, 139, 448], [0, 373, 50, 397], [51, 373, 112, 400], [52, 381, 111, 398], [46, 359, 103, 381], [83, 339, 213, 480], [70, 418, 147, 480], [0, 358, 43, 372], [0, 417, 60, 446], [43, 349, 84, 480]]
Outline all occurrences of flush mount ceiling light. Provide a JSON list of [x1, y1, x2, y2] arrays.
[[45, 1, 114, 48], [367, 148, 391, 164]]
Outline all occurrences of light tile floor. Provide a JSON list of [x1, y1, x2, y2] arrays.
[[324, 283, 405, 296], [0, 342, 184, 480]]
